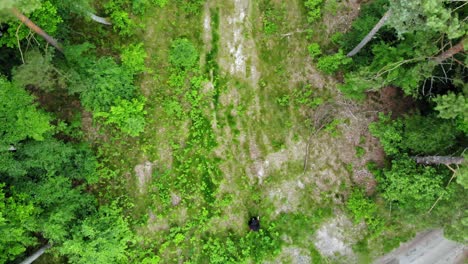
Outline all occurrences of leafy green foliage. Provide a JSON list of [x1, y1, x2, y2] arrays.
[[317, 50, 352, 74], [0, 185, 37, 263], [338, 0, 389, 64], [307, 43, 322, 59], [456, 157, 468, 189], [200, 226, 281, 263], [0, 0, 41, 18], [0, 1, 63, 48], [0, 77, 52, 146], [28, 176, 96, 243], [346, 189, 384, 234], [388, 0, 466, 39], [121, 43, 148, 75], [433, 92, 468, 134], [14, 137, 98, 182], [169, 38, 198, 70], [96, 98, 147, 137], [175, 0, 204, 15], [355, 146, 366, 158], [378, 156, 450, 211], [12, 49, 62, 92], [64, 43, 147, 136], [261, 2, 284, 35], [369, 113, 459, 156], [104, 0, 137, 36], [59, 205, 134, 264], [79, 56, 136, 113], [304, 0, 324, 23], [443, 209, 468, 243]]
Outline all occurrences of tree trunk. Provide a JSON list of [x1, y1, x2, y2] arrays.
[[412, 156, 465, 165], [434, 38, 466, 63], [10, 8, 63, 53], [19, 244, 51, 264], [88, 13, 112, 25], [346, 10, 392, 57]]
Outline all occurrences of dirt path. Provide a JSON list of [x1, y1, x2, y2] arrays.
[[374, 230, 467, 264]]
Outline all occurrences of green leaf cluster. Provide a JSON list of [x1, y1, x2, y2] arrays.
[[0, 1, 63, 48], [369, 113, 459, 156], [304, 0, 323, 23], [379, 156, 450, 211], [346, 189, 384, 234], [433, 92, 468, 134], [12, 49, 61, 92], [96, 98, 147, 137], [0, 185, 37, 263], [0, 77, 52, 146], [317, 49, 352, 74], [169, 38, 198, 70], [59, 205, 134, 264], [121, 42, 148, 75]]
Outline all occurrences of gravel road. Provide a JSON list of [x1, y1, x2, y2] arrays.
[[374, 229, 467, 264]]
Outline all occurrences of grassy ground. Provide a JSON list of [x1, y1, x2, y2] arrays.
[[81, 0, 403, 262]]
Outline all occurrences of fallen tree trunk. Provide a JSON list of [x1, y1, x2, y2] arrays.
[[10, 8, 63, 53], [347, 10, 392, 57], [88, 13, 112, 25], [412, 156, 465, 165], [434, 38, 466, 63], [19, 244, 51, 264]]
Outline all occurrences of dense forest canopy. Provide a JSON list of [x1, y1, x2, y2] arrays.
[[0, 0, 466, 263]]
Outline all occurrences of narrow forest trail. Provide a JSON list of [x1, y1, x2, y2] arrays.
[[202, 0, 380, 261], [135, 0, 392, 262]]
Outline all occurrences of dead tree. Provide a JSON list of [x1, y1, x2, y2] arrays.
[[347, 10, 392, 57], [19, 244, 51, 264], [10, 8, 63, 53], [434, 38, 466, 63], [412, 156, 465, 165], [88, 13, 112, 25]]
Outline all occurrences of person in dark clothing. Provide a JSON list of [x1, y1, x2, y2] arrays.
[[248, 216, 260, 231]]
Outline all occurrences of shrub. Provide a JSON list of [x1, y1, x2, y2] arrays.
[[379, 156, 451, 211], [317, 50, 352, 74], [369, 113, 460, 156], [169, 39, 198, 70], [347, 189, 384, 235], [304, 0, 324, 23], [307, 43, 322, 59], [80, 57, 136, 113], [96, 98, 147, 137], [121, 43, 148, 75]]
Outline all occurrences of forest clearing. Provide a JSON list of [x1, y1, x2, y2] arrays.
[[0, 0, 467, 263]]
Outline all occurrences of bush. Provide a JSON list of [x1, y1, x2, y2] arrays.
[[307, 43, 322, 59], [169, 39, 198, 70], [317, 50, 352, 74], [121, 43, 148, 75], [96, 98, 147, 137], [105, 0, 137, 36], [369, 113, 460, 156], [80, 57, 136, 113], [304, 0, 324, 23], [346, 189, 384, 234], [379, 156, 451, 211]]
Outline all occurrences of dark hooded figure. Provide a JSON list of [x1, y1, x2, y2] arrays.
[[248, 216, 260, 231]]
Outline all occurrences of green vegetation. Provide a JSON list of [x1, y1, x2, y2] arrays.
[[0, 0, 466, 263], [346, 189, 384, 234]]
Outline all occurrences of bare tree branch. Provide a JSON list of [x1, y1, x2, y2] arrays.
[[10, 7, 63, 53], [19, 244, 51, 264], [412, 156, 465, 165], [347, 10, 392, 57], [433, 38, 466, 64]]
